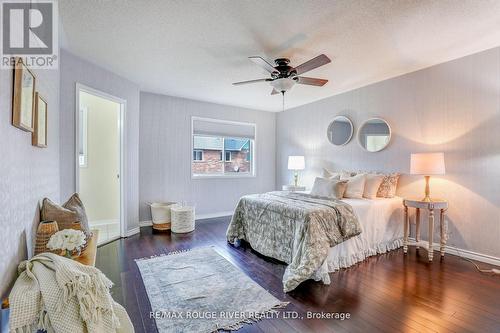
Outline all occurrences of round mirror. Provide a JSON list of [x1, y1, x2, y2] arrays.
[[327, 116, 353, 146], [357, 118, 391, 152]]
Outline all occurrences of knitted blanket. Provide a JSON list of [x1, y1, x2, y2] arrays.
[[8, 253, 133, 333]]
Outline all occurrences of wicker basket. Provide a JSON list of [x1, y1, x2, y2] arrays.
[[34, 221, 59, 255], [171, 205, 195, 233], [148, 202, 177, 231]]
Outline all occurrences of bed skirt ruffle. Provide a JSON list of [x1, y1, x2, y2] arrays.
[[327, 238, 403, 272]]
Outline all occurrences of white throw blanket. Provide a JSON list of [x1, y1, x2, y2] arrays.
[[8, 253, 134, 333]]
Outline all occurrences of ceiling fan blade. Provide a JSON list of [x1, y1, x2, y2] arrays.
[[271, 88, 279, 95], [294, 54, 331, 75], [249, 56, 278, 74], [297, 76, 328, 86], [232, 78, 271, 86]]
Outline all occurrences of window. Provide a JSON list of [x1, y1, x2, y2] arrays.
[[192, 117, 255, 177], [193, 150, 203, 161]]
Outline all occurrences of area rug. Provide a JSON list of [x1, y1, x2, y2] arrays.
[[136, 247, 288, 333]]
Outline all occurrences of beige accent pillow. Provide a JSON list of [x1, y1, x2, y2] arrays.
[[363, 174, 385, 199], [341, 173, 366, 198], [64, 193, 90, 234], [310, 177, 347, 199], [41, 198, 81, 231], [41, 193, 91, 236], [377, 173, 401, 198], [322, 168, 340, 180]]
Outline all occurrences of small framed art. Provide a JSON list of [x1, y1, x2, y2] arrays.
[[12, 58, 36, 132], [32, 93, 48, 148]]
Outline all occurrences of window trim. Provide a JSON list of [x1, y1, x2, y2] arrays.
[[191, 117, 256, 179], [225, 151, 232, 162]]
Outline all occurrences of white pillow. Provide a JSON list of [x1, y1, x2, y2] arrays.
[[363, 174, 385, 199], [310, 177, 348, 199], [341, 170, 356, 178], [322, 168, 340, 180], [340, 174, 366, 198], [322, 168, 356, 179]]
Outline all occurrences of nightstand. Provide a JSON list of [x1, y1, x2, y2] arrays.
[[282, 185, 306, 192], [403, 199, 448, 262]]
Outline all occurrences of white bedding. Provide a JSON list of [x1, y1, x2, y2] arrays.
[[314, 196, 404, 279]]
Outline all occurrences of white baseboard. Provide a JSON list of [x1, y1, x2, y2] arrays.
[[125, 227, 140, 237], [408, 237, 500, 267], [139, 211, 234, 228], [139, 221, 152, 227], [90, 219, 119, 227], [196, 211, 234, 220]]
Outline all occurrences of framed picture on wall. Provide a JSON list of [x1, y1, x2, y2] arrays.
[[32, 93, 48, 148], [12, 58, 36, 132]]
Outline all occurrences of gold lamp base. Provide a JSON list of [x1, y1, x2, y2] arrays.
[[421, 175, 433, 202]]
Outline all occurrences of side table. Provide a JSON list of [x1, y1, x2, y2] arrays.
[[403, 199, 448, 262]]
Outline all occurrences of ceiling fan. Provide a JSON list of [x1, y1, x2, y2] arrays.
[[232, 54, 331, 95]]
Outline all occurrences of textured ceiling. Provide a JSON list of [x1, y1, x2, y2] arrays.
[[59, 0, 500, 111]]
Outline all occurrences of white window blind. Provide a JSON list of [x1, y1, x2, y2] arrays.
[[192, 117, 255, 139]]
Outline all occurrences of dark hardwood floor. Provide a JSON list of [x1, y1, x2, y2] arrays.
[[96, 216, 500, 333]]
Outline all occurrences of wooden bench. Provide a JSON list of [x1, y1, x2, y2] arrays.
[[1, 229, 99, 314], [74, 229, 99, 266]]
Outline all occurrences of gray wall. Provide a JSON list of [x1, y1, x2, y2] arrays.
[[139, 92, 276, 221], [59, 50, 140, 232], [0, 66, 60, 298], [277, 47, 500, 258]]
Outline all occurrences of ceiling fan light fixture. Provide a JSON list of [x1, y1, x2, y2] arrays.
[[270, 78, 295, 93]]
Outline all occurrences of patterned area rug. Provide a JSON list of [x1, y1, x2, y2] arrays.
[[136, 247, 288, 333]]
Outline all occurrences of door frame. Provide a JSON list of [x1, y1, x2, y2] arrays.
[[75, 83, 127, 243]]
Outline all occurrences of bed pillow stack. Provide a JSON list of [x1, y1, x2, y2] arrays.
[[322, 168, 355, 180], [310, 177, 348, 199], [363, 174, 385, 199], [340, 174, 366, 198], [322, 168, 400, 199]]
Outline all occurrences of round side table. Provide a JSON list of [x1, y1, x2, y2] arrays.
[[403, 198, 448, 262]]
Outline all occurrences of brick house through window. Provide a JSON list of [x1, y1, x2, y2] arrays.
[[192, 136, 252, 176]]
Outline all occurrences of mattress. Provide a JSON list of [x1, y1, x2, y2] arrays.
[[322, 196, 404, 273]]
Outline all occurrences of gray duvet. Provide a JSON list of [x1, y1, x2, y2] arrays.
[[226, 191, 361, 292]]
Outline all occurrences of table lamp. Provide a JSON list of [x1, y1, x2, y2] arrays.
[[410, 152, 445, 202], [288, 156, 305, 187]]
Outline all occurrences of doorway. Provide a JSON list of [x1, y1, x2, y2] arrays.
[[76, 84, 125, 245]]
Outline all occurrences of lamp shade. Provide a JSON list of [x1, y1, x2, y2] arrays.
[[288, 156, 305, 170], [410, 153, 445, 175]]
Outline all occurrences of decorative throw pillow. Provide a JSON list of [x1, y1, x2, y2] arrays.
[[41, 198, 81, 231], [63, 193, 91, 237], [310, 177, 348, 199], [377, 173, 401, 198], [341, 174, 366, 199], [322, 168, 340, 180], [363, 174, 385, 199], [41, 193, 91, 237]]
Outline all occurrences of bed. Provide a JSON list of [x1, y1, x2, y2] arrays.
[[226, 191, 403, 292]]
